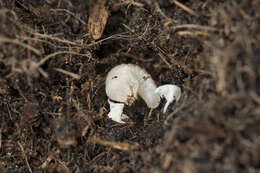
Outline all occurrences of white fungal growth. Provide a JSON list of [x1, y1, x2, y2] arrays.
[[105, 64, 182, 123], [155, 84, 181, 113]]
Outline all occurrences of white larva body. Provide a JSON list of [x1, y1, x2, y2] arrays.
[[105, 64, 182, 123]]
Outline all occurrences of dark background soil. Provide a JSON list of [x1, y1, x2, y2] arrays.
[[0, 0, 259, 172]]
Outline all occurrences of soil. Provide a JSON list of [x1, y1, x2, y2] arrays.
[[0, 0, 260, 173]]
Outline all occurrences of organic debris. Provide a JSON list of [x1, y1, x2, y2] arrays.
[[0, 0, 259, 172], [88, 0, 109, 40]]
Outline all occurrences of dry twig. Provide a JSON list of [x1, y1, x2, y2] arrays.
[[84, 32, 130, 45], [32, 50, 94, 71], [18, 142, 33, 173], [154, 2, 176, 24], [170, 0, 198, 17], [177, 31, 210, 37], [40, 154, 54, 169], [31, 32, 81, 46], [18, 36, 57, 48], [173, 24, 217, 31], [90, 137, 139, 151], [158, 52, 173, 68], [56, 159, 70, 173], [50, 8, 86, 25], [53, 68, 81, 80], [0, 37, 41, 55]]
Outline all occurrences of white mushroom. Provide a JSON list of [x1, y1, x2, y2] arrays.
[[155, 84, 181, 113], [130, 65, 160, 109], [107, 99, 127, 123], [105, 64, 182, 123], [105, 64, 140, 106]]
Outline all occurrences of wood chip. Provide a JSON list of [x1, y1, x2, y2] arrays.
[[88, 0, 109, 40]]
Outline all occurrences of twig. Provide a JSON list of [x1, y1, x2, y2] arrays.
[[18, 142, 33, 173], [84, 32, 131, 45], [40, 155, 54, 169], [154, 44, 191, 74], [39, 149, 60, 169], [90, 137, 139, 151], [32, 32, 81, 46], [173, 24, 217, 31], [6, 104, 12, 120], [250, 91, 260, 105], [53, 68, 81, 80], [170, 0, 198, 17], [18, 36, 57, 48], [88, 152, 107, 165], [177, 31, 210, 37], [37, 66, 49, 78], [50, 9, 86, 25], [0, 37, 41, 55], [56, 159, 69, 173], [32, 50, 94, 70], [154, 2, 176, 24], [158, 52, 172, 68], [194, 69, 214, 77]]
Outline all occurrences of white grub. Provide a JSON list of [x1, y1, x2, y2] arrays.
[[105, 64, 181, 123], [155, 84, 181, 113]]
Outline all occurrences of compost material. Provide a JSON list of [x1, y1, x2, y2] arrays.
[[0, 0, 259, 172]]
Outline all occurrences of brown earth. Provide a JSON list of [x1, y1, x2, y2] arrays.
[[0, 0, 260, 172]]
